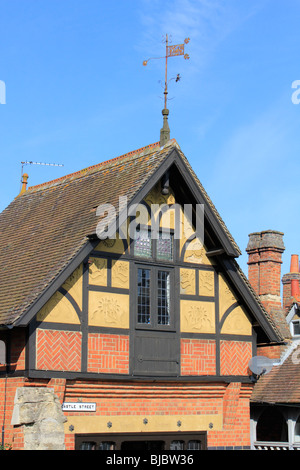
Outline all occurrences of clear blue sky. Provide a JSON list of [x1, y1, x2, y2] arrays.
[[1, 0, 300, 280]]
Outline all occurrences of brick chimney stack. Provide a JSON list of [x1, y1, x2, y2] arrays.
[[246, 230, 285, 313], [282, 254, 300, 311]]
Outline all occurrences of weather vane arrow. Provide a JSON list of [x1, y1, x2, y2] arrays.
[[143, 34, 190, 109]]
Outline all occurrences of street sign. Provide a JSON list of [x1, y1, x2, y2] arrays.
[[62, 402, 96, 412]]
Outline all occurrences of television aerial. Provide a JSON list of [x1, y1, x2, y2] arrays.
[[20, 160, 64, 192], [248, 356, 274, 382]]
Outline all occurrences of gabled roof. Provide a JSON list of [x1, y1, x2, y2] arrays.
[[0, 138, 281, 341], [0, 140, 166, 325]]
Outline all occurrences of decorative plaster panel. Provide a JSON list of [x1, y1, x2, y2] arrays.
[[180, 300, 215, 333], [89, 292, 129, 328], [198, 270, 215, 297], [89, 258, 107, 286], [180, 268, 196, 295], [111, 260, 129, 289]]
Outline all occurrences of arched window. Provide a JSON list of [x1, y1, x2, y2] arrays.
[[256, 407, 288, 442]]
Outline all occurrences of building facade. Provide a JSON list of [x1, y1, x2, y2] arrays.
[[0, 140, 283, 450]]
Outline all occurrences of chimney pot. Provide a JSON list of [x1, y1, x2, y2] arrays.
[[20, 173, 29, 195], [282, 254, 300, 310], [290, 254, 299, 273]]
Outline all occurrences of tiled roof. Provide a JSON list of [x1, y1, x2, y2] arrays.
[[0, 140, 167, 325], [251, 343, 300, 403]]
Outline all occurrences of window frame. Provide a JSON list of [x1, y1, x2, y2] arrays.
[[135, 263, 175, 331], [75, 432, 207, 451], [291, 319, 300, 337], [133, 225, 176, 264]]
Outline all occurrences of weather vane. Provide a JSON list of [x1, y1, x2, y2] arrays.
[[143, 34, 190, 146], [143, 34, 190, 109]]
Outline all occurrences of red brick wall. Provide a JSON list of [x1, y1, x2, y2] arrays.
[[0, 327, 253, 450], [0, 330, 27, 449], [63, 380, 253, 450], [0, 329, 26, 372], [248, 249, 283, 308], [257, 250, 283, 297], [36, 329, 81, 371], [181, 339, 216, 375], [88, 334, 129, 374], [257, 344, 286, 360], [207, 383, 253, 448], [0, 377, 26, 449], [0, 376, 253, 450], [65, 432, 75, 451], [246, 231, 284, 312], [220, 341, 252, 375]]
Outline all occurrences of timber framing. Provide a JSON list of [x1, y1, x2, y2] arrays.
[[9, 146, 281, 346]]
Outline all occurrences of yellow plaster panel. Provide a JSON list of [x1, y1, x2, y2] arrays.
[[179, 207, 214, 265], [184, 240, 214, 265], [89, 258, 107, 286], [219, 273, 238, 320], [181, 300, 215, 333], [143, 184, 175, 207], [160, 206, 175, 230], [198, 270, 215, 297], [95, 233, 126, 255], [64, 413, 223, 435], [180, 268, 196, 295], [37, 291, 80, 324], [221, 305, 252, 336], [89, 291, 129, 328], [144, 186, 176, 230], [62, 264, 83, 310], [111, 260, 129, 289]]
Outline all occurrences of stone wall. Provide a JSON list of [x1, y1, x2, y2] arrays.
[[11, 387, 66, 450]]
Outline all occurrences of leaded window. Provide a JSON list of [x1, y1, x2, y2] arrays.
[[136, 266, 173, 329], [134, 228, 174, 262]]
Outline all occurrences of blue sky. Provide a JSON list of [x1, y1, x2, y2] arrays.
[[1, 0, 300, 280]]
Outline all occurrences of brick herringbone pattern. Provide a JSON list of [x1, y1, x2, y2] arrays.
[[220, 340, 252, 375], [36, 329, 81, 371]]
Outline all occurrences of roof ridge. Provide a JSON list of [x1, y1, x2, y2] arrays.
[[26, 141, 161, 192]]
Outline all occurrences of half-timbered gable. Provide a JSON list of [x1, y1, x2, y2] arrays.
[[0, 139, 283, 450]]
